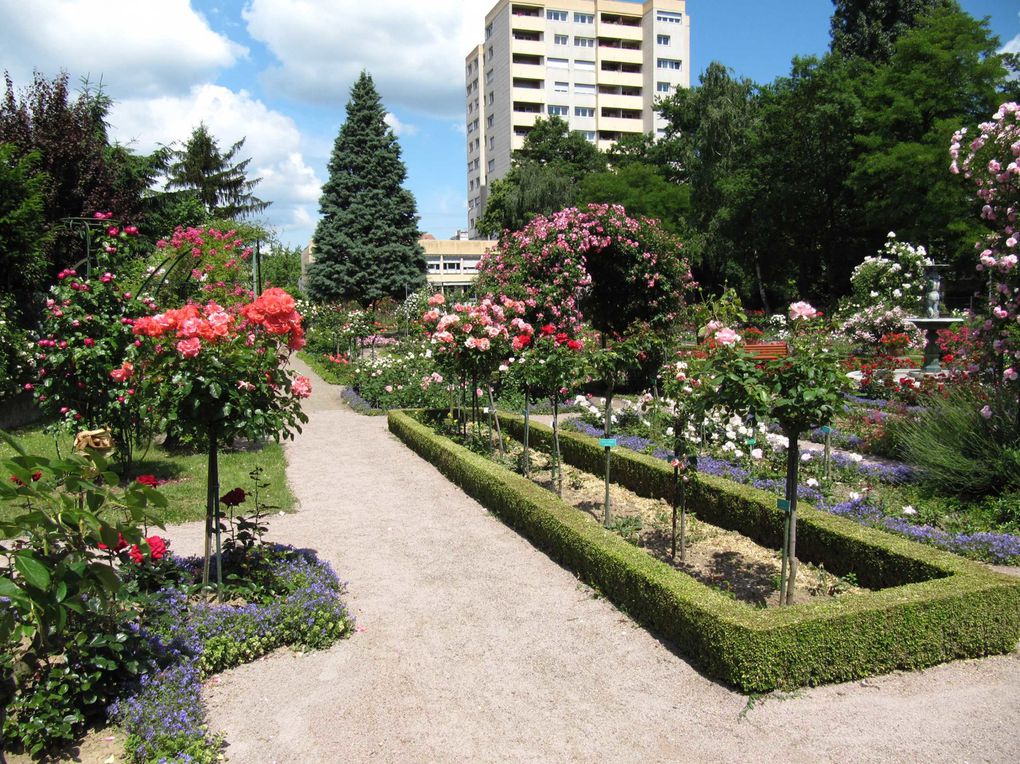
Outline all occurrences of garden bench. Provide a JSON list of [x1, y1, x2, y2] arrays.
[[744, 342, 788, 360]]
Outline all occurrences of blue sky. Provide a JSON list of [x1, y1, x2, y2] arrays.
[[0, 0, 1017, 248]]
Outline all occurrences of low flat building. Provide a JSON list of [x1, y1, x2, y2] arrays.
[[421, 234, 497, 296]]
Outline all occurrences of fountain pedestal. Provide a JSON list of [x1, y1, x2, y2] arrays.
[[908, 317, 964, 374]]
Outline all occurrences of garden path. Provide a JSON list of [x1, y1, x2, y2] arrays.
[[165, 358, 1020, 764]]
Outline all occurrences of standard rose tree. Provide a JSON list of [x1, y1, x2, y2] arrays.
[[129, 287, 310, 590]]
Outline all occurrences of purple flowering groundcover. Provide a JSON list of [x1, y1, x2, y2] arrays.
[[110, 545, 354, 763]]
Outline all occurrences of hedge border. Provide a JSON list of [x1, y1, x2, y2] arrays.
[[389, 410, 1020, 693]]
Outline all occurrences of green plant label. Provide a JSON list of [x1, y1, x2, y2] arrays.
[[820, 426, 833, 435], [777, 499, 791, 511], [599, 438, 617, 448]]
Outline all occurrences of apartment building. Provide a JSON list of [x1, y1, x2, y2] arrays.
[[465, 0, 690, 237]]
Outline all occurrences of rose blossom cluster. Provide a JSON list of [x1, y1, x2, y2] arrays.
[[951, 102, 1020, 384], [133, 302, 237, 359]]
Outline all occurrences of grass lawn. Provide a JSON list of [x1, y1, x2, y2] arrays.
[[298, 350, 351, 385], [0, 421, 296, 530]]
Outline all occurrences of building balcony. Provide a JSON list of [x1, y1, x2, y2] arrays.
[[597, 69, 643, 88], [595, 21, 642, 42], [597, 115, 644, 134], [512, 86, 547, 103], [511, 111, 541, 128], [510, 14, 545, 33], [511, 38, 545, 57], [597, 45, 643, 65], [597, 92, 643, 110]]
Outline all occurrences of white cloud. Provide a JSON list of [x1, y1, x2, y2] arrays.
[[108, 84, 322, 244], [242, 0, 489, 118], [0, 0, 246, 97], [1001, 12, 1020, 55], [384, 112, 418, 137]]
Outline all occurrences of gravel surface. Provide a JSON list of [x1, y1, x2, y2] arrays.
[[162, 358, 1020, 764]]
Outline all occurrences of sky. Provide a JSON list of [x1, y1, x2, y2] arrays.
[[0, 0, 1017, 249]]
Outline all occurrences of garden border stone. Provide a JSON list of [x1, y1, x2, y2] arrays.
[[389, 409, 1020, 692]]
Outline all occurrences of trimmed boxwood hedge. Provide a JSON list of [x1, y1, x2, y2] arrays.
[[389, 410, 1020, 693]]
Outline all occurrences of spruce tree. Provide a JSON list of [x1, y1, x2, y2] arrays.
[[307, 71, 425, 304], [167, 123, 269, 219]]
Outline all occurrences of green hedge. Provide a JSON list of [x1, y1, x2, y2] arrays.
[[390, 410, 1020, 692], [496, 413, 944, 590]]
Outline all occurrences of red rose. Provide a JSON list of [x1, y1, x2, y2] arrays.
[[128, 545, 144, 564], [220, 487, 246, 507], [136, 474, 160, 488], [145, 535, 168, 561]]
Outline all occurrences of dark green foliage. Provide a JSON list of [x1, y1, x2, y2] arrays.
[[389, 410, 1020, 692], [307, 71, 425, 305], [898, 387, 1020, 497], [0, 72, 144, 282], [476, 116, 607, 236], [0, 144, 49, 319], [577, 163, 690, 233], [830, 0, 959, 62], [655, 62, 759, 289], [847, 6, 1012, 271], [167, 123, 269, 220], [477, 162, 575, 237]]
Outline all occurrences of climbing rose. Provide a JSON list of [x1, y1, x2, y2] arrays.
[[176, 337, 201, 358]]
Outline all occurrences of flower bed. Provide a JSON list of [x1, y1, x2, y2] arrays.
[[111, 545, 353, 763], [389, 410, 1020, 692]]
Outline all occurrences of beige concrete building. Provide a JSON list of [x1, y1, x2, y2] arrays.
[[466, 0, 690, 237], [421, 235, 497, 295]]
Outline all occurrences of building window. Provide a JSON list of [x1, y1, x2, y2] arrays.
[[488, 92, 494, 105], [575, 106, 594, 117], [575, 37, 595, 48], [657, 81, 671, 93], [582, 131, 596, 142], [546, 9, 567, 22], [428, 261, 440, 272], [657, 58, 682, 70], [464, 260, 480, 272], [575, 82, 595, 95], [488, 136, 495, 150], [656, 11, 682, 24], [485, 23, 492, 39], [487, 115, 494, 127], [554, 34, 568, 45], [574, 59, 595, 71], [657, 34, 670, 45], [485, 69, 494, 83], [548, 104, 569, 116], [488, 159, 495, 172], [488, 46, 493, 59], [548, 57, 569, 68], [574, 12, 593, 23], [554, 80, 569, 92], [444, 261, 461, 271]]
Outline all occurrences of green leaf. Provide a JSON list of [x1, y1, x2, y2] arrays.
[[0, 576, 27, 601], [15, 553, 51, 590]]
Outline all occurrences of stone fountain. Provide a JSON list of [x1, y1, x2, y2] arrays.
[[908, 264, 963, 375]]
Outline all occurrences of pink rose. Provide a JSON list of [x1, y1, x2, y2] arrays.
[[291, 375, 313, 398], [176, 337, 201, 358], [714, 327, 741, 346], [789, 301, 818, 320]]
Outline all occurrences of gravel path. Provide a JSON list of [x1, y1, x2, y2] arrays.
[[165, 358, 1020, 764]]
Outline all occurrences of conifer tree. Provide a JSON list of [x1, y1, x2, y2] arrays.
[[167, 123, 269, 219], [306, 71, 425, 304]]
